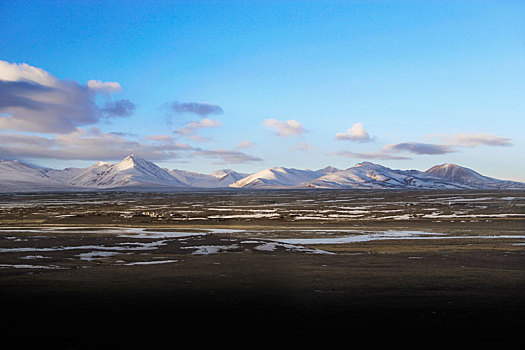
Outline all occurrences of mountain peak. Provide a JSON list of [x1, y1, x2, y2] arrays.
[[229, 166, 326, 188], [116, 154, 150, 171], [425, 163, 493, 184], [433, 163, 459, 169], [354, 161, 379, 167], [316, 166, 340, 175], [211, 169, 234, 175], [2, 156, 524, 191], [348, 161, 386, 171], [94, 161, 110, 167], [426, 163, 466, 173], [123, 154, 143, 161]]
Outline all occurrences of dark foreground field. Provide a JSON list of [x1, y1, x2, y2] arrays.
[[1, 190, 524, 348]]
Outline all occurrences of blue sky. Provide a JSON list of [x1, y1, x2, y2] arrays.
[[0, 0, 524, 180]]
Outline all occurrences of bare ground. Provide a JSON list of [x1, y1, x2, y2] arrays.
[[1, 190, 524, 348]]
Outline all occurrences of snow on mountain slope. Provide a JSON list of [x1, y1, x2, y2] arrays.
[[425, 163, 525, 189], [167, 169, 215, 187], [167, 169, 248, 187], [304, 162, 469, 189], [229, 167, 325, 188], [425, 163, 492, 183], [69, 155, 187, 188], [43, 167, 84, 182], [0, 159, 66, 191], [315, 166, 340, 175], [210, 169, 249, 184], [67, 161, 113, 187], [1, 157, 523, 191]]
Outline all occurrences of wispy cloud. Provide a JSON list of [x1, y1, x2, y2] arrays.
[[382, 142, 454, 155], [0, 128, 194, 161], [0, 128, 264, 165], [174, 118, 221, 142], [381, 132, 512, 157], [192, 149, 262, 164], [169, 102, 224, 117], [144, 134, 174, 142], [335, 123, 372, 142], [329, 151, 410, 160], [444, 133, 512, 147], [0, 60, 134, 134], [263, 118, 305, 137]]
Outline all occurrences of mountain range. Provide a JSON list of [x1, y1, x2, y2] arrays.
[[0, 154, 523, 192]]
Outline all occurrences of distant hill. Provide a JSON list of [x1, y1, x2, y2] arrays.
[[0, 156, 523, 192], [167, 168, 248, 188]]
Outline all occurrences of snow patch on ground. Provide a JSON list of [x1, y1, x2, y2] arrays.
[[77, 251, 121, 261], [124, 260, 177, 266], [272, 231, 525, 245], [0, 264, 65, 269], [183, 244, 239, 255]]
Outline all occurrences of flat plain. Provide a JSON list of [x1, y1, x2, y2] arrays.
[[1, 189, 524, 348]]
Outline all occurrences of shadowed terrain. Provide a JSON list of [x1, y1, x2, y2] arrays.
[[1, 190, 524, 348]]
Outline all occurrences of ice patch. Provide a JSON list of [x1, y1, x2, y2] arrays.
[[422, 213, 525, 219], [77, 251, 121, 261], [124, 260, 177, 266], [118, 231, 208, 239], [0, 240, 169, 253], [184, 245, 239, 255], [272, 231, 525, 245], [205, 229, 248, 234], [254, 242, 334, 255], [20, 255, 47, 260], [0, 264, 65, 269], [207, 213, 280, 219]]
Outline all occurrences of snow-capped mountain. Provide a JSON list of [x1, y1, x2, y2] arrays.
[[210, 169, 249, 184], [167, 168, 248, 188], [425, 163, 523, 189], [0, 159, 67, 192], [1, 156, 523, 192], [316, 166, 341, 175], [67, 162, 112, 187], [304, 162, 525, 189], [68, 155, 187, 188], [229, 167, 331, 188], [43, 167, 84, 182], [304, 162, 467, 189]]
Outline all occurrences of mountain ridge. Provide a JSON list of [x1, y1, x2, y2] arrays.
[[0, 156, 523, 192]]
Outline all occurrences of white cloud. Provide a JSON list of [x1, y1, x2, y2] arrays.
[[0, 60, 56, 86], [335, 123, 372, 142], [0, 60, 131, 134], [263, 118, 305, 137], [87, 80, 122, 93]]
